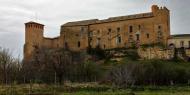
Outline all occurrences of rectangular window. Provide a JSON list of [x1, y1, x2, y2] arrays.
[[180, 41, 184, 48], [136, 34, 140, 41], [147, 34, 149, 38], [158, 25, 162, 29], [108, 28, 111, 34], [138, 25, 141, 30], [104, 45, 106, 49], [118, 36, 121, 43], [129, 26, 133, 33], [108, 28, 111, 32], [97, 30, 100, 34], [117, 27, 120, 32], [78, 41, 80, 48], [81, 27, 84, 32], [116, 36, 121, 44], [65, 42, 68, 48], [97, 38, 101, 46]]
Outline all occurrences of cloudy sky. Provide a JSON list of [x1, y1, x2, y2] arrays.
[[0, 0, 189, 58]]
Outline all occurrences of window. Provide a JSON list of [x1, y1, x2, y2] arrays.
[[108, 28, 111, 34], [116, 36, 121, 44], [81, 27, 84, 32], [117, 27, 120, 32], [147, 33, 149, 38], [65, 42, 68, 48], [136, 34, 140, 41], [97, 30, 100, 34], [104, 44, 106, 49], [129, 26, 133, 33], [180, 41, 184, 48], [78, 41, 80, 48], [138, 25, 141, 30], [89, 32, 93, 37], [76, 34, 79, 37], [97, 38, 101, 46], [158, 25, 162, 30]]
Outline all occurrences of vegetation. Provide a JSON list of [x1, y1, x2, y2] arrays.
[[0, 46, 190, 94]]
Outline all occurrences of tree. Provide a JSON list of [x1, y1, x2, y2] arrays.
[[30, 47, 73, 85]]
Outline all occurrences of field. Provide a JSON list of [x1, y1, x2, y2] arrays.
[[62, 91, 190, 95], [0, 83, 190, 95]]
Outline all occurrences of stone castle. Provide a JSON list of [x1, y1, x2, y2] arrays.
[[24, 5, 170, 60]]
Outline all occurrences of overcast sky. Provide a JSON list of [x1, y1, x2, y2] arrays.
[[0, 0, 189, 58]]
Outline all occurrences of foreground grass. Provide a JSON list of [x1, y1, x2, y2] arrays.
[[0, 83, 190, 95], [62, 91, 190, 95]]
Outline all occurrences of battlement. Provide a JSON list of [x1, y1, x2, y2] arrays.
[[25, 21, 44, 29]]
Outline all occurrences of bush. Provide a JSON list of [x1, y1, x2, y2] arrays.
[[107, 59, 190, 87]]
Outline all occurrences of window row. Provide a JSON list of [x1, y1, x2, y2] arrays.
[[180, 41, 190, 48]]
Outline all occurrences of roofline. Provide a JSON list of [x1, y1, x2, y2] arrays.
[[25, 21, 44, 26], [170, 34, 190, 38], [61, 12, 154, 27]]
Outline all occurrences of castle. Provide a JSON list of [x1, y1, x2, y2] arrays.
[[24, 5, 170, 60]]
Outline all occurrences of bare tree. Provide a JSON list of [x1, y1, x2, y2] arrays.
[[0, 47, 14, 84], [31, 47, 73, 85]]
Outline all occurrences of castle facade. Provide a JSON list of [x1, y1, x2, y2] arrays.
[[24, 5, 170, 60]]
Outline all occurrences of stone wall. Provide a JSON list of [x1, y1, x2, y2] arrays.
[[138, 47, 174, 60], [24, 5, 170, 60]]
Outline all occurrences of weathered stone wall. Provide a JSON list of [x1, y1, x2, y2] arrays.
[[138, 47, 190, 60], [24, 5, 170, 60], [138, 47, 174, 60]]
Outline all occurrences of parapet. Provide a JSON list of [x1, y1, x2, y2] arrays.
[[25, 21, 44, 29]]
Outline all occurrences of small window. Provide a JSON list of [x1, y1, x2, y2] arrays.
[[180, 41, 184, 48], [108, 28, 112, 34], [76, 34, 79, 37], [129, 26, 133, 33], [158, 25, 162, 29], [147, 34, 149, 38], [136, 34, 140, 41], [89, 32, 93, 37], [108, 28, 111, 32], [117, 27, 120, 32], [116, 36, 121, 44], [65, 42, 68, 48], [81, 27, 84, 32], [97, 38, 101, 46], [118, 36, 121, 43], [138, 25, 141, 30], [97, 30, 100, 34], [104, 44, 106, 49], [78, 41, 80, 48]]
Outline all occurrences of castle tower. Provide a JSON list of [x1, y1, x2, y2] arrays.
[[24, 21, 44, 60]]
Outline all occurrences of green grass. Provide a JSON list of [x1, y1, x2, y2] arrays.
[[61, 91, 190, 95], [0, 84, 190, 95]]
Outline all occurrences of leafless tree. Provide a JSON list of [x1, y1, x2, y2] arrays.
[[0, 47, 14, 84]]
